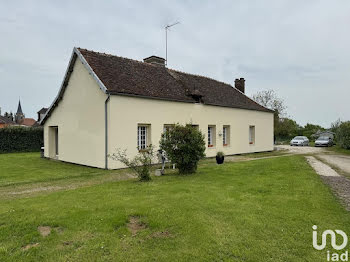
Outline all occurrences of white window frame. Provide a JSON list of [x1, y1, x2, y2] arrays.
[[208, 126, 212, 146], [208, 126, 216, 147], [137, 125, 148, 150], [223, 126, 227, 146]]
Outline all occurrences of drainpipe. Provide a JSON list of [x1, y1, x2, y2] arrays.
[[105, 93, 110, 169]]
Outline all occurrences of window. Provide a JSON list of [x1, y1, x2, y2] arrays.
[[137, 125, 149, 150], [223, 125, 230, 146], [163, 124, 174, 134], [163, 124, 174, 140], [208, 125, 216, 147], [249, 126, 255, 145]]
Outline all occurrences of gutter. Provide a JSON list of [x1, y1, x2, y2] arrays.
[[105, 93, 110, 169]]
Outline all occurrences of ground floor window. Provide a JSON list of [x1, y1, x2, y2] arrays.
[[137, 125, 149, 150], [249, 125, 255, 145], [223, 125, 230, 146], [208, 125, 216, 147]]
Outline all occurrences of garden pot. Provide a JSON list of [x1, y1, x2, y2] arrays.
[[216, 156, 224, 164]]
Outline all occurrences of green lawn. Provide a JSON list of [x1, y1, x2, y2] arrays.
[[0, 153, 349, 261]]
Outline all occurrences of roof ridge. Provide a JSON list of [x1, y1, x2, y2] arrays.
[[77, 47, 163, 69], [77, 48, 237, 87]]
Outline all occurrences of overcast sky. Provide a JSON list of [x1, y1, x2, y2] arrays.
[[1, 0, 349, 127]]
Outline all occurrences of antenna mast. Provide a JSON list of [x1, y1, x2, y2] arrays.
[[165, 21, 180, 66]]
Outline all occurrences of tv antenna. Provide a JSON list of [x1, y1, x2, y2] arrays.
[[165, 21, 180, 66]]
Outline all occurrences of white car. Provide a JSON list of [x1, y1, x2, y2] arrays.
[[290, 136, 309, 146]]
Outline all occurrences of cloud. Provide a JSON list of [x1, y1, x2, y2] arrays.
[[0, 0, 349, 127]]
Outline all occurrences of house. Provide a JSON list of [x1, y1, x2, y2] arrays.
[[18, 118, 37, 127], [41, 47, 274, 169], [37, 108, 48, 122], [0, 115, 15, 128], [313, 130, 335, 139]]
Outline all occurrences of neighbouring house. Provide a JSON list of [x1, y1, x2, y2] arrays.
[[18, 118, 37, 127], [41, 47, 274, 169], [0, 115, 15, 128], [37, 107, 48, 122], [312, 130, 335, 139]]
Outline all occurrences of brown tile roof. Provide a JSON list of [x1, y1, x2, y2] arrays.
[[19, 118, 37, 126], [78, 48, 272, 112], [0, 115, 14, 124]]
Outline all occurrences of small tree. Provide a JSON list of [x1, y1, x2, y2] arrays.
[[109, 145, 155, 181], [160, 124, 206, 174], [337, 121, 350, 150]]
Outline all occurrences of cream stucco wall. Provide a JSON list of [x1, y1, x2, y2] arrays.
[[107, 95, 274, 169], [43, 58, 106, 168]]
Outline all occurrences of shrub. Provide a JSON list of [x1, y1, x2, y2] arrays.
[[160, 124, 206, 174], [109, 145, 155, 181], [0, 126, 43, 153], [216, 151, 224, 158], [337, 121, 350, 150]]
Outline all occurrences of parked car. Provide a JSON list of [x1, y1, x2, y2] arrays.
[[290, 136, 309, 146], [315, 136, 334, 147]]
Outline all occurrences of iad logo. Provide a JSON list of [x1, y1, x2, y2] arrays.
[[313, 225, 349, 261]]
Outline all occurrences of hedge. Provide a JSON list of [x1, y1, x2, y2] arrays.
[[0, 126, 43, 153], [337, 121, 350, 150]]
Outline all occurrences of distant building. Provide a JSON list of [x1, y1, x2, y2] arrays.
[[0, 115, 15, 128], [37, 108, 48, 122], [15, 100, 25, 124], [313, 130, 335, 139], [13, 100, 38, 127]]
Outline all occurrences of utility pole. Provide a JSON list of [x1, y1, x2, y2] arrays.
[[165, 22, 180, 66]]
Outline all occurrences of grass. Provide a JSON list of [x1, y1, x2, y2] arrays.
[[0, 153, 350, 261]]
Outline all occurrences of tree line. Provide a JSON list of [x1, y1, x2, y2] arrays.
[[252, 90, 350, 149]]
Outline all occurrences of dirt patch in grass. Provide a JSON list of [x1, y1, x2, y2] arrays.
[[38, 226, 52, 237], [127, 216, 147, 236], [148, 230, 173, 239], [22, 243, 39, 251]]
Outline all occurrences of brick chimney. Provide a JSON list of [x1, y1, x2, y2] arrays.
[[235, 78, 245, 93], [143, 56, 165, 66]]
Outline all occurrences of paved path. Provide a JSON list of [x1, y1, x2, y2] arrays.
[[317, 154, 350, 175], [305, 156, 340, 177]]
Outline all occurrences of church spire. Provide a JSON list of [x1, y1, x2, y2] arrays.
[[17, 99, 23, 114], [15, 99, 25, 124]]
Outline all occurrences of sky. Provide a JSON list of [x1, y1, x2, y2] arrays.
[[0, 0, 349, 127]]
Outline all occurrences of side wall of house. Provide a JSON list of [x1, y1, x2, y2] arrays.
[[43, 58, 106, 168], [107, 95, 274, 169]]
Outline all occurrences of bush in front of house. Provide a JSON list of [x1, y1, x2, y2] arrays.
[[336, 121, 350, 150], [109, 145, 155, 181], [160, 124, 206, 174], [0, 126, 43, 153]]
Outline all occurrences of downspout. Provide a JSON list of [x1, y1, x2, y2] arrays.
[[105, 93, 110, 169]]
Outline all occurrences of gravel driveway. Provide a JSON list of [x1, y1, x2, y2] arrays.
[[317, 154, 350, 175], [276, 145, 326, 154], [277, 145, 350, 210]]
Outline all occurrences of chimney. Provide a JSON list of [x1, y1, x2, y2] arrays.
[[143, 56, 165, 67], [235, 78, 245, 93]]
